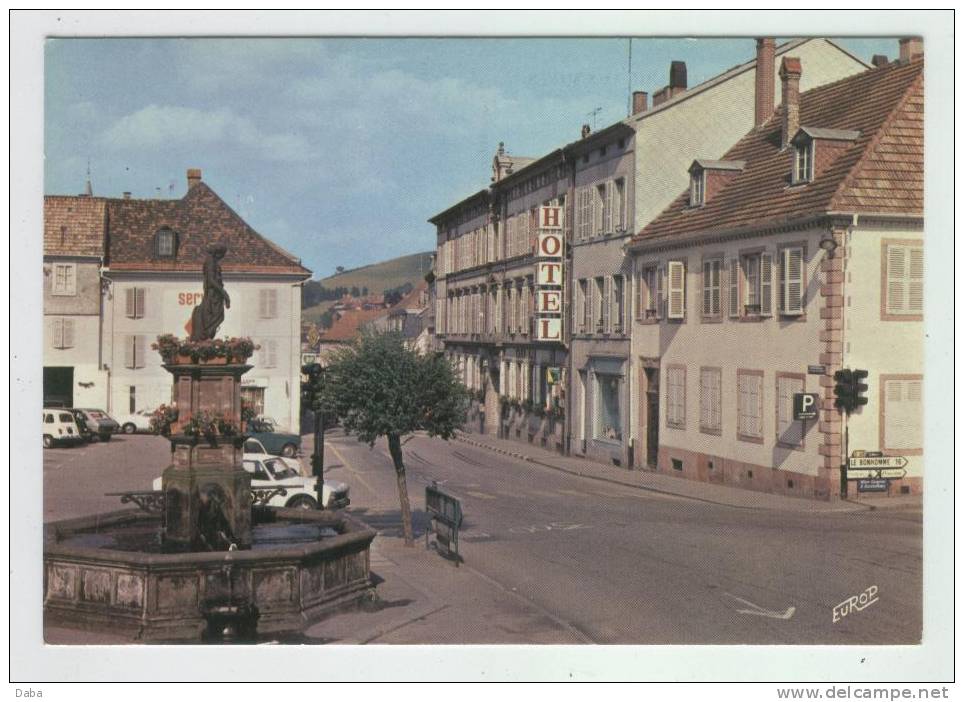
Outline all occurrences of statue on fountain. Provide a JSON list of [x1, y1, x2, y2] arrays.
[[190, 243, 231, 342]]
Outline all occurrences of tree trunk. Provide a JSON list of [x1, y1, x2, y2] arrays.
[[387, 433, 415, 546]]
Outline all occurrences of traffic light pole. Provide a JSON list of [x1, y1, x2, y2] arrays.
[[313, 409, 325, 509]]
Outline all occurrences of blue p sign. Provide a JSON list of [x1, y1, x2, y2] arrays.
[[794, 393, 819, 420]]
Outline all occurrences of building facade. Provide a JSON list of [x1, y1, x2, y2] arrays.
[[627, 44, 923, 500], [100, 169, 311, 431], [43, 195, 110, 409]]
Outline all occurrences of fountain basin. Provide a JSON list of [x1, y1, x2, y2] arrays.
[[44, 507, 376, 642]]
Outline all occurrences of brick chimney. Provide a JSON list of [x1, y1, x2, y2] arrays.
[[899, 37, 923, 62], [581, 124, 592, 139], [632, 91, 649, 115], [122, 191, 131, 199], [186, 168, 202, 190], [872, 54, 890, 68], [669, 60, 687, 98], [779, 56, 802, 148], [755, 38, 776, 127]]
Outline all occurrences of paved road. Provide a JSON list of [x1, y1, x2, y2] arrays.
[[43, 431, 922, 645], [324, 431, 922, 645]]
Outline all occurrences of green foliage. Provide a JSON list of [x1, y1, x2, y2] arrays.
[[152, 334, 258, 364], [323, 331, 469, 446], [149, 404, 179, 436], [183, 410, 238, 440]]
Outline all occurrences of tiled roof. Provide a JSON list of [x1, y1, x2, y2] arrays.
[[319, 308, 385, 343], [44, 196, 107, 258], [632, 58, 923, 247], [104, 182, 311, 277], [388, 280, 429, 315]]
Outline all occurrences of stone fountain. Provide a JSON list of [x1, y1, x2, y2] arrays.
[[43, 245, 376, 641]]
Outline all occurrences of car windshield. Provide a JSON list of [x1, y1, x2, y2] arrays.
[[59, 413, 74, 423], [251, 419, 276, 432], [264, 458, 299, 480], [88, 411, 105, 419]]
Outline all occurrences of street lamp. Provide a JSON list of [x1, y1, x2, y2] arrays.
[[301, 363, 328, 509], [819, 233, 838, 259]]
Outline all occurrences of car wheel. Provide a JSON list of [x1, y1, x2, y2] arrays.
[[102, 434, 112, 442], [43, 435, 53, 449], [123, 423, 136, 434], [287, 495, 318, 510], [89, 434, 99, 443], [281, 443, 297, 458]]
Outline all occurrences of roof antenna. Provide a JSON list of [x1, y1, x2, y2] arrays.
[[586, 107, 602, 130], [627, 38, 633, 117], [84, 157, 93, 197]]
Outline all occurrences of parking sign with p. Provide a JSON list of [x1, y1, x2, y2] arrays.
[[794, 393, 819, 420]]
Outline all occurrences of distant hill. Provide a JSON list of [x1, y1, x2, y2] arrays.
[[302, 251, 433, 324]]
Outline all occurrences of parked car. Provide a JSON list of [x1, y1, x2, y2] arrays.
[[151, 454, 349, 511], [245, 418, 301, 458], [43, 409, 85, 448], [115, 409, 155, 435], [72, 408, 119, 442]]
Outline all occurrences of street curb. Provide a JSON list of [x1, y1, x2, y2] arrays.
[[454, 434, 871, 514]]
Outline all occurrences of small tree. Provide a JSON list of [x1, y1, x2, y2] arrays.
[[323, 331, 468, 545]]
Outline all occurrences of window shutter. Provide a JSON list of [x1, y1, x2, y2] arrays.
[[135, 335, 146, 368], [53, 319, 64, 349], [124, 335, 134, 368], [884, 379, 922, 450], [259, 290, 267, 318], [601, 182, 612, 233], [135, 288, 146, 319], [886, 245, 906, 313], [125, 288, 135, 318], [728, 259, 739, 317], [602, 278, 611, 331], [268, 340, 278, 368], [66, 266, 76, 295], [667, 261, 685, 319], [783, 247, 804, 315], [702, 262, 711, 316], [908, 246, 924, 313], [656, 266, 666, 319], [63, 319, 75, 348], [760, 252, 773, 316]]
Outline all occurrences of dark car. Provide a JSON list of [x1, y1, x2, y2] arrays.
[[73, 408, 120, 442], [245, 418, 302, 458]]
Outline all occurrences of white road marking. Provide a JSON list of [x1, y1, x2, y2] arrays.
[[508, 522, 593, 535], [723, 592, 796, 620], [465, 490, 495, 500]]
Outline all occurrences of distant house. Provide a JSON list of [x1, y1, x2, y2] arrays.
[[315, 308, 386, 366]]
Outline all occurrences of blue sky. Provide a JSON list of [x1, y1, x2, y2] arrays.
[[45, 37, 896, 279]]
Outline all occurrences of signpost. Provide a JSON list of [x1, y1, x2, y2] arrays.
[[857, 479, 890, 493], [534, 206, 564, 342], [846, 454, 908, 483]]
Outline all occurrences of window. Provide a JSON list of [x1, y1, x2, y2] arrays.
[[778, 247, 805, 315], [728, 258, 740, 317], [259, 339, 278, 368], [638, 265, 661, 320], [51, 263, 77, 296], [124, 335, 146, 369], [612, 275, 625, 333], [881, 376, 923, 453], [776, 374, 805, 448], [594, 373, 622, 442], [690, 170, 705, 206], [507, 286, 515, 333], [154, 227, 176, 258], [666, 365, 686, 429], [794, 141, 813, 183], [597, 182, 612, 234], [699, 367, 722, 434], [593, 277, 605, 331], [241, 387, 266, 417], [884, 242, 924, 317], [737, 371, 764, 441], [667, 261, 686, 319], [125, 287, 146, 319], [576, 187, 593, 241], [51, 318, 75, 349], [613, 178, 626, 231], [259, 289, 279, 319], [575, 279, 588, 332], [740, 253, 772, 316], [701, 259, 722, 317]]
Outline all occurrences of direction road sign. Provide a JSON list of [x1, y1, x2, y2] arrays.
[[848, 456, 908, 470], [879, 468, 908, 479], [847, 469, 878, 480]]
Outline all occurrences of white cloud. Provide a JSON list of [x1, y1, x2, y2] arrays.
[[100, 104, 314, 163]]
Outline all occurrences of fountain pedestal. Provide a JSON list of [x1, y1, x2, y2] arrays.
[[162, 362, 252, 552]]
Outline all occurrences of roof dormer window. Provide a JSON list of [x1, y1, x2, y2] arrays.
[[154, 227, 177, 258], [690, 169, 705, 207], [793, 141, 813, 184]]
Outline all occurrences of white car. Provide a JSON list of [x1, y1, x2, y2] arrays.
[[43, 409, 84, 448], [115, 409, 155, 435], [152, 453, 349, 511]]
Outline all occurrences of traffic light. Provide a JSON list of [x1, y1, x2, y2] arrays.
[[301, 363, 324, 411], [852, 369, 869, 408], [833, 369, 854, 412]]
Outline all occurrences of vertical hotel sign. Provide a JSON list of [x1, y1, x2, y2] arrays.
[[535, 206, 564, 341]]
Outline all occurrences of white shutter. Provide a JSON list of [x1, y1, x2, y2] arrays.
[[602, 182, 612, 233], [760, 252, 773, 316], [884, 379, 922, 450], [135, 288, 146, 319], [728, 259, 739, 317], [908, 246, 924, 313], [53, 319, 64, 349], [269, 340, 278, 368], [135, 335, 146, 368], [886, 245, 906, 313], [521, 286, 529, 335], [65, 265, 76, 295], [124, 335, 134, 369], [63, 319, 75, 348], [702, 261, 712, 316], [667, 261, 685, 319], [602, 278, 611, 331], [782, 247, 803, 314], [656, 266, 665, 319], [125, 288, 135, 318], [259, 290, 268, 318]]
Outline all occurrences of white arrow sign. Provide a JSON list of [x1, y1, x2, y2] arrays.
[[879, 468, 907, 479], [724, 593, 796, 620], [848, 456, 908, 470]]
